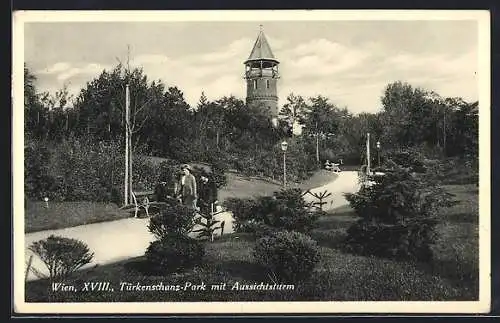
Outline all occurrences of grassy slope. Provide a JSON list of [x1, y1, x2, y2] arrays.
[[25, 202, 130, 234], [219, 170, 338, 202], [26, 184, 478, 302]]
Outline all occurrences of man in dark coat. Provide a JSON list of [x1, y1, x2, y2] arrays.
[[154, 181, 169, 203], [198, 174, 218, 214]]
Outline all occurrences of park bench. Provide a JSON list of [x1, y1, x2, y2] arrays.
[[127, 190, 180, 218], [325, 162, 341, 172], [130, 190, 155, 218]]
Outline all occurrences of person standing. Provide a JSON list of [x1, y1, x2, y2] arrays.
[[154, 181, 167, 202], [198, 175, 218, 214], [174, 164, 198, 209]]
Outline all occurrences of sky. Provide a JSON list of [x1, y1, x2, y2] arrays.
[[24, 19, 479, 114]]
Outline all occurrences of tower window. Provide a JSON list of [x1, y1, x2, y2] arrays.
[[266, 79, 270, 89], [253, 80, 258, 89]]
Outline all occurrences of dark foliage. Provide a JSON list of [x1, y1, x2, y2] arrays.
[[225, 188, 319, 234], [28, 235, 94, 281], [344, 157, 456, 261], [253, 230, 321, 283], [145, 234, 205, 274], [147, 203, 196, 239]]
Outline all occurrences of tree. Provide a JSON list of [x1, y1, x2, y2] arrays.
[[24, 65, 41, 139], [142, 85, 193, 160], [194, 92, 228, 151], [279, 93, 308, 135], [302, 95, 340, 164], [442, 97, 478, 158], [24, 65, 56, 140], [344, 156, 456, 261], [24, 64, 38, 113]]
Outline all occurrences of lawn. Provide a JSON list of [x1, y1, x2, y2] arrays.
[[219, 170, 338, 202], [25, 201, 130, 233], [25, 184, 479, 302]]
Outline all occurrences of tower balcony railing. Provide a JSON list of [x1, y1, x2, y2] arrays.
[[244, 68, 279, 79]]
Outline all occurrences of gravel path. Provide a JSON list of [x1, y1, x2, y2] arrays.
[[24, 171, 360, 282]]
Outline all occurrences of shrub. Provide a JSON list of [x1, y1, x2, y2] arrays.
[[145, 234, 205, 274], [192, 209, 223, 242], [253, 231, 320, 283], [344, 159, 456, 261], [24, 137, 163, 203], [384, 149, 427, 173], [263, 189, 319, 233], [147, 203, 196, 239], [238, 220, 275, 238], [223, 198, 259, 232], [225, 189, 319, 234], [157, 160, 179, 183], [203, 154, 229, 188], [24, 142, 59, 200], [28, 235, 94, 281]]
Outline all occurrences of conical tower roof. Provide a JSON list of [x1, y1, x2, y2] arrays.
[[245, 28, 279, 64]]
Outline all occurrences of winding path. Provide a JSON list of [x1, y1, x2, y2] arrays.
[[23, 171, 360, 282]]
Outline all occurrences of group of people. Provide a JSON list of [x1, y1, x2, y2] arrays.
[[154, 164, 218, 215]]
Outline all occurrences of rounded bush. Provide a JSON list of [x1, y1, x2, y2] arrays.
[[253, 231, 321, 283], [344, 158, 454, 261], [225, 188, 320, 234], [147, 204, 196, 239], [238, 220, 274, 238], [343, 221, 435, 261], [145, 234, 205, 274], [28, 235, 94, 280]]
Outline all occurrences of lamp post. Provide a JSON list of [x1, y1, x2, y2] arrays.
[[281, 141, 288, 187], [376, 141, 381, 168]]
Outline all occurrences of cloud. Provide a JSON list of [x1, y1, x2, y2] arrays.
[[280, 39, 370, 81], [36, 62, 71, 74], [31, 35, 478, 114], [131, 54, 170, 65], [198, 38, 252, 63], [57, 63, 109, 81]]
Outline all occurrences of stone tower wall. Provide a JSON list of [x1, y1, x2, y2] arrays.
[[246, 74, 278, 117]]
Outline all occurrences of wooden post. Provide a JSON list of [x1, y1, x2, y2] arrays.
[[124, 84, 130, 205], [316, 133, 320, 164], [366, 132, 371, 175], [129, 128, 133, 205], [283, 150, 287, 188]]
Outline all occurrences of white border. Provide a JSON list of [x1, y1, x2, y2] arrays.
[[12, 10, 491, 314]]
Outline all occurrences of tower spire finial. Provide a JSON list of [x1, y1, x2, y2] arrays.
[[259, 24, 263, 32]]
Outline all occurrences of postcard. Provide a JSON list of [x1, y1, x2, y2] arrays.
[[12, 9, 491, 314]]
